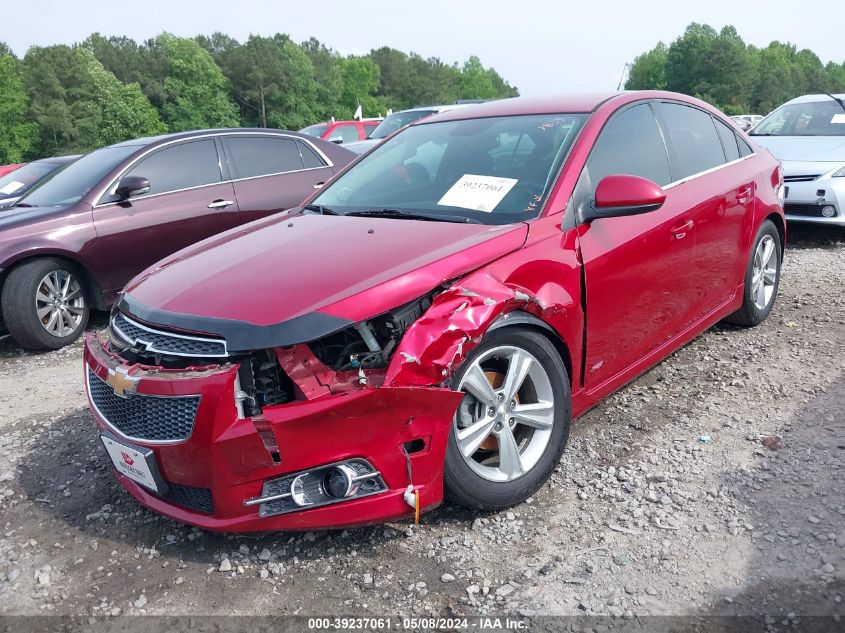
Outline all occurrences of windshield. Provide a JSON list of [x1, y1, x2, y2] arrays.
[[751, 99, 845, 136], [301, 124, 329, 138], [0, 162, 64, 199], [17, 145, 139, 207], [311, 113, 587, 224], [367, 110, 436, 140]]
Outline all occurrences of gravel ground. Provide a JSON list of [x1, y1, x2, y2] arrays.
[[0, 224, 843, 622]]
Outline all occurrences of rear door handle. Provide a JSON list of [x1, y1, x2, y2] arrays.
[[313, 182, 325, 190], [670, 219, 695, 239], [208, 199, 234, 209]]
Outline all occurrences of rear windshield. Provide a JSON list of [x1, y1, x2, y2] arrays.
[[751, 99, 845, 136], [17, 146, 138, 207], [312, 113, 587, 224]]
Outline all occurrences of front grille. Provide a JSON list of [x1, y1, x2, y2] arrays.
[[88, 369, 200, 442], [783, 174, 820, 182], [785, 203, 834, 217], [112, 313, 227, 358], [163, 483, 213, 514]]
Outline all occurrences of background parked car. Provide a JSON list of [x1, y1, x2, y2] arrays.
[[749, 94, 845, 226], [300, 119, 381, 145], [0, 128, 355, 350], [344, 104, 468, 154], [0, 164, 23, 179], [0, 155, 80, 210]]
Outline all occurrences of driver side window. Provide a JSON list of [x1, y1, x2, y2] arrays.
[[585, 103, 672, 189]]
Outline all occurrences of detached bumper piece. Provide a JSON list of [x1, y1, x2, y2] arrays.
[[245, 459, 386, 518]]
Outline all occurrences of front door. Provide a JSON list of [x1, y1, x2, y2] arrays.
[[91, 138, 242, 291], [575, 102, 698, 391]]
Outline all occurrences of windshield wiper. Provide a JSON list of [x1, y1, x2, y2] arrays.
[[344, 208, 481, 223], [302, 203, 340, 216]]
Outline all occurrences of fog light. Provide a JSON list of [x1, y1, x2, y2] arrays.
[[244, 458, 387, 517], [323, 464, 358, 499], [821, 205, 836, 217]]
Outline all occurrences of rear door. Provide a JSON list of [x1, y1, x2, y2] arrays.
[[576, 102, 698, 390], [91, 138, 241, 291], [222, 134, 336, 223], [655, 102, 754, 317]]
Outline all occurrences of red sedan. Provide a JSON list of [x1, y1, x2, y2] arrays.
[[84, 91, 784, 531]]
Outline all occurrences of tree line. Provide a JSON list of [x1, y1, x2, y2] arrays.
[[0, 33, 519, 163], [626, 23, 845, 115]]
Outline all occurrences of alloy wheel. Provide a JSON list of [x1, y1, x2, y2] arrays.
[[35, 270, 85, 338], [751, 235, 777, 311], [454, 345, 555, 482]]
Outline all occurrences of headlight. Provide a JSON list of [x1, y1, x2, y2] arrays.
[[832, 166, 845, 178]]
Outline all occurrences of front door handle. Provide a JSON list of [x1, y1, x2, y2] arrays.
[[737, 185, 753, 204], [208, 199, 234, 209], [313, 182, 325, 190], [670, 219, 695, 239]]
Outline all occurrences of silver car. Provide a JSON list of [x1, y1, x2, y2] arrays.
[[749, 94, 845, 226], [344, 104, 468, 154]]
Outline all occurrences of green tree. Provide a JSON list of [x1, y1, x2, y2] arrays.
[[460, 55, 496, 99], [302, 38, 344, 118], [84, 33, 169, 110], [0, 54, 38, 162], [338, 56, 384, 118], [626, 43, 668, 90], [155, 33, 239, 131]]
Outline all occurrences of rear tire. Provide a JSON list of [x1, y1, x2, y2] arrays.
[[1, 258, 90, 350], [724, 219, 781, 327], [444, 327, 571, 511]]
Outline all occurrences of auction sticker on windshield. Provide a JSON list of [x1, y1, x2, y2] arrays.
[[0, 181, 24, 195], [438, 174, 518, 212], [832, 114, 845, 124]]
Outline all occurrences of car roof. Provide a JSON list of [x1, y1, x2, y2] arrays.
[[392, 103, 468, 115], [782, 93, 845, 105], [108, 128, 319, 149], [33, 154, 81, 165]]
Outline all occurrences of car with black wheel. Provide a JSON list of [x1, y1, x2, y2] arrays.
[[0, 129, 355, 350]]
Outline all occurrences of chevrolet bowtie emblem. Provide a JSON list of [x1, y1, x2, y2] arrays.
[[105, 367, 139, 398]]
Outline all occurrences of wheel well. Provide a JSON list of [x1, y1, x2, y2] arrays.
[[0, 254, 106, 312], [489, 312, 574, 387], [766, 213, 786, 252]]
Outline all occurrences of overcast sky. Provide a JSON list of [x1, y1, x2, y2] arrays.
[[4, 0, 842, 96]]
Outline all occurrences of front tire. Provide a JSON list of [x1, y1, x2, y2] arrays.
[[724, 219, 781, 327], [444, 327, 571, 511], [1, 258, 90, 350]]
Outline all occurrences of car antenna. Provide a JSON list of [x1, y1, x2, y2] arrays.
[[821, 91, 845, 114]]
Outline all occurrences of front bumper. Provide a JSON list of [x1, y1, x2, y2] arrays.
[[83, 332, 463, 532], [783, 174, 845, 226]]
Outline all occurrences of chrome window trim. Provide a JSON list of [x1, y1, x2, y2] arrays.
[[86, 367, 201, 446], [92, 131, 333, 208], [112, 313, 229, 358], [662, 153, 755, 191]]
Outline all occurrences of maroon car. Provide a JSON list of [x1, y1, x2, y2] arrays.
[[0, 129, 354, 350]]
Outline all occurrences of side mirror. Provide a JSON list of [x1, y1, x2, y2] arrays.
[[584, 174, 666, 221], [115, 175, 150, 199], [329, 135, 344, 144]]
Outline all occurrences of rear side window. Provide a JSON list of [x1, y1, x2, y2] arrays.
[[124, 140, 221, 197], [659, 103, 726, 179], [737, 135, 754, 157], [224, 136, 304, 179], [298, 141, 327, 169], [713, 118, 740, 162], [586, 103, 671, 187]]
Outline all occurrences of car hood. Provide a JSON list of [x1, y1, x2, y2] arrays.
[[0, 204, 74, 229], [752, 135, 845, 163], [344, 139, 382, 154], [123, 213, 528, 343]]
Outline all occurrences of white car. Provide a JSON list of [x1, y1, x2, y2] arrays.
[[749, 94, 845, 226], [344, 104, 468, 154]]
